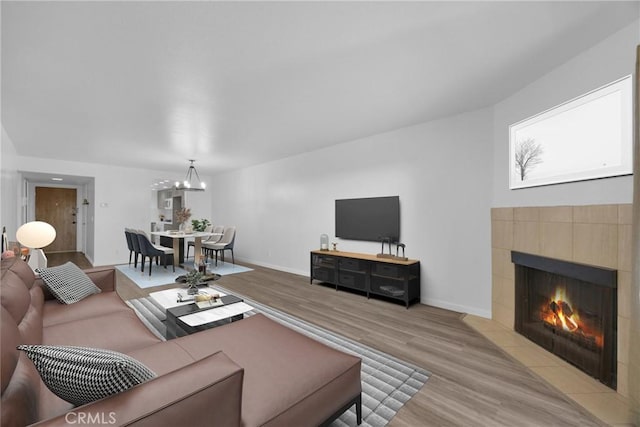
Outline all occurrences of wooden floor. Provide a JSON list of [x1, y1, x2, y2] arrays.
[[46, 252, 93, 269], [52, 253, 605, 426]]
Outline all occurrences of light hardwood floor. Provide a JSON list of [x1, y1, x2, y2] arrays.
[[50, 253, 605, 426]]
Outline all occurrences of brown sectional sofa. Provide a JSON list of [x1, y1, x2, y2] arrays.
[[1, 258, 362, 426]]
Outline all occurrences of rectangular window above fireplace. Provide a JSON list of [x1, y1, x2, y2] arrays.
[[511, 251, 617, 390]]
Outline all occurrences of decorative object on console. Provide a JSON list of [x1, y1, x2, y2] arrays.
[[376, 238, 408, 261], [320, 234, 329, 250], [16, 221, 56, 270], [174, 159, 206, 191], [18, 345, 156, 407], [37, 261, 102, 304], [396, 243, 406, 259], [378, 237, 393, 256]]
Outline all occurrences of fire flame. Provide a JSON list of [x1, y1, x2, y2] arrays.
[[549, 288, 579, 332], [540, 286, 604, 349]]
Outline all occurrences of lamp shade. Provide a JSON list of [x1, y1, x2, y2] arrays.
[[16, 221, 56, 249]]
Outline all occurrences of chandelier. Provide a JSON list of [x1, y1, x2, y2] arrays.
[[175, 160, 206, 191]]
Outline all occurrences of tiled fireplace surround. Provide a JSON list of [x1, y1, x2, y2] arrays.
[[487, 204, 634, 424]]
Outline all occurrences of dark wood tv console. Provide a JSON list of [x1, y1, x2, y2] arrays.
[[310, 250, 420, 308]]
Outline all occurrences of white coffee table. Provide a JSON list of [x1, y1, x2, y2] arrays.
[[149, 287, 253, 338]]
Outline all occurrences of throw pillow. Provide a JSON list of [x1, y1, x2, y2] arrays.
[[36, 262, 101, 304], [17, 345, 156, 406]]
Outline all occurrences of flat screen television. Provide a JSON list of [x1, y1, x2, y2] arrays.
[[335, 196, 400, 242]]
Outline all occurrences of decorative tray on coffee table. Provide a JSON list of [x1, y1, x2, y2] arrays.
[[175, 273, 222, 286], [170, 294, 243, 317]]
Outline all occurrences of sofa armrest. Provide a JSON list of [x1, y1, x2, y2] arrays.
[[81, 267, 116, 293], [36, 266, 116, 300], [32, 351, 244, 427]]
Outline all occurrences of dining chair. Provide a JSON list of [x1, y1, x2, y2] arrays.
[[125, 228, 141, 268], [200, 225, 225, 258], [204, 226, 236, 266], [135, 230, 175, 276], [211, 225, 225, 240], [186, 224, 214, 259], [124, 229, 135, 266]]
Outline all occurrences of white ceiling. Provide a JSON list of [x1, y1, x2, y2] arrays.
[[2, 1, 639, 176]]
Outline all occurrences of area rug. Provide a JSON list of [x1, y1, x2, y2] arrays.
[[115, 262, 253, 289], [126, 286, 430, 427]]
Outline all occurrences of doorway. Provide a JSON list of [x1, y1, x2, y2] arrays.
[[35, 187, 77, 253]]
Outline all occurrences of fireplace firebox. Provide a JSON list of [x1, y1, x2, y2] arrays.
[[512, 251, 617, 389]]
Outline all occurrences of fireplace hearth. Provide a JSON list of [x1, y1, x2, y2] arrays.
[[512, 251, 617, 390]]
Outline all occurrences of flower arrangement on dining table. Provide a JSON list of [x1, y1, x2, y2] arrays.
[[175, 208, 192, 229]]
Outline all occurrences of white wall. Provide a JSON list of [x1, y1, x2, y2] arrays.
[[0, 126, 19, 242], [212, 108, 494, 317], [493, 20, 639, 207], [184, 191, 212, 227], [14, 155, 212, 266]]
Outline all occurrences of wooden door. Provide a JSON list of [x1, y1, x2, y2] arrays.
[[35, 187, 77, 253]]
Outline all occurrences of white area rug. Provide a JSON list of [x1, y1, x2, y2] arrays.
[[115, 261, 252, 289]]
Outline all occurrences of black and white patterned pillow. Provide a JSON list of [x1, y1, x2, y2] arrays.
[[36, 262, 101, 304], [17, 345, 156, 406]]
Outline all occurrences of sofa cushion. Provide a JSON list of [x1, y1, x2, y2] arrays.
[[18, 345, 156, 407], [44, 310, 162, 353], [126, 341, 199, 377], [43, 292, 132, 328], [36, 262, 101, 304]]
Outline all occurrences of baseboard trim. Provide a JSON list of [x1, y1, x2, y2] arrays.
[[237, 258, 308, 278], [421, 297, 491, 318]]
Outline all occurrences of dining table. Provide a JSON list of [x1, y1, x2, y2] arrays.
[[150, 231, 221, 268]]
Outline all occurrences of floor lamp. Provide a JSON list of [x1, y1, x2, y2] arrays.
[[16, 221, 56, 270]]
